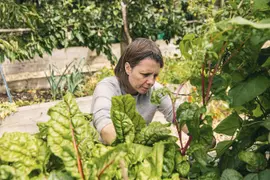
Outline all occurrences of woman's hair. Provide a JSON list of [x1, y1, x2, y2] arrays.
[[114, 38, 163, 92]]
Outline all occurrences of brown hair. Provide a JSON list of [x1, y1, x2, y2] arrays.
[[114, 38, 163, 92]]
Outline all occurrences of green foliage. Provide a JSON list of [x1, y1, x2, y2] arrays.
[[0, 0, 187, 65], [45, 60, 86, 100], [0, 93, 185, 179], [171, 0, 270, 179], [0, 102, 17, 120]]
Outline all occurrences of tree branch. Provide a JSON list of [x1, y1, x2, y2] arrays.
[[121, 1, 132, 44]]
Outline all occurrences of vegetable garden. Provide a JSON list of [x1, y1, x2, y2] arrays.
[[1, 0, 270, 179]]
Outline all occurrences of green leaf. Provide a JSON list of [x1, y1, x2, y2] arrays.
[[262, 117, 270, 130], [229, 17, 270, 29], [134, 122, 174, 146], [0, 165, 26, 180], [151, 87, 171, 105], [111, 95, 146, 134], [228, 75, 270, 107], [200, 124, 214, 148], [199, 171, 220, 180], [253, 0, 270, 11], [238, 151, 267, 172], [214, 112, 242, 136], [216, 140, 233, 157], [126, 143, 152, 165], [220, 169, 243, 180], [111, 110, 135, 144], [162, 143, 176, 178], [48, 170, 74, 180], [258, 169, 270, 180], [91, 144, 128, 179], [47, 92, 98, 179], [244, 170, 270, 180], [175, 160, 190, 178], [137, 142, 165, 179], [244, 173, 258, 180], [261, 57, 270, 68], [0, 132, 44, 175]]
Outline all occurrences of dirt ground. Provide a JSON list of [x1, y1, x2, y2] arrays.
[[0, 88, 53, 104]]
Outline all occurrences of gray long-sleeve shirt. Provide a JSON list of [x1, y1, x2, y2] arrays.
[[91, 76, 173, 133]]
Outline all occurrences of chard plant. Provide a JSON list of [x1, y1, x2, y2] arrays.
[[0, 92, 187, 179], [164, 1, 270, 179]]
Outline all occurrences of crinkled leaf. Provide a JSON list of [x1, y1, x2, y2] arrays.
[[134, 122, 173, 146], [151, 88, 171, 105], [111, 110, 135, 144], [36, 122, 49, 140], [176, 102, 204, 140], [216, 140, 233, 157], [91, 144, 113, 158], [126, 143, 152, 165], [175, 161, 190, 178], [47, 92, 98, 179], [162, 143, 176, 178], [258, 169, 270, 180], [200, 124, 214, 147], [0, 132, 43, 175], [238, 151, 267, 172], [220, 169, 243, 180], [111, 95, 146, 134], [228, 75, 270, 107], [137, 142, 164, 179], [244, 173, 259, 180], [0, 165, 26, 180], [188, 144, 207, 167], [91, 144, 128, 179], [214, 112, 242, 136], [198, 171, 220, 180], [48, 170, 74, 180]]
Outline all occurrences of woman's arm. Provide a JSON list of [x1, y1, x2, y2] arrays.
[[91, 78, 120, 144], [100, 123, 116, 145]]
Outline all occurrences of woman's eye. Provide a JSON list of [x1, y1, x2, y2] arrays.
[[142, 73, 150, 77]]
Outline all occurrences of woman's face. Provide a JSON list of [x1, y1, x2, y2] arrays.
[[125, 58, 161, 94]]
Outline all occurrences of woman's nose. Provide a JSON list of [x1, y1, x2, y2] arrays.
[[146, 75, 155, 85]]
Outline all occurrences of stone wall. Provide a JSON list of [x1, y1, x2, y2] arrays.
[[0, 40, 179, 93]]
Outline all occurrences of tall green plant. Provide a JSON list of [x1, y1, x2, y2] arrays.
[[170, 1, 270, 179]]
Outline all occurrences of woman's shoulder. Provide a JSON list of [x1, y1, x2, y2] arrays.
[[98, 76, 118, 86], [152, 81, 164, 90], [96, 76, 121, 91]]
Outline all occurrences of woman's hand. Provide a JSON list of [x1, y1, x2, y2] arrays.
[[100, 123, 116, 145]]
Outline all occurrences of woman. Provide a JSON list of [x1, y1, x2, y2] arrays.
[[91, 38, 173, 144]]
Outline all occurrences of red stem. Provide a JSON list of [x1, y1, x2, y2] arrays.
[[201, 64, 206, 106], [70, 123, 85, 180], [173, 83, 185, 149], [98, 160, 115, 179], [181, 136, 193, 155], [223, 39, 248, 67]]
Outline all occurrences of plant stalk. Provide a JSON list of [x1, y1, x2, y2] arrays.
[[70, 123, 85, 180]]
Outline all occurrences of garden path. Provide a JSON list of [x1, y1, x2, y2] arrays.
[[0, 95, 189, 143]]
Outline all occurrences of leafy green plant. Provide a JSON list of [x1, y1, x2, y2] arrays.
[[79, 67, 114, 96], [0, 102, 17, 121], [65, 59, 85, 94], [45, 64, 69, 100], [0, 92, 189, 179], [165, 1, 270, 179]]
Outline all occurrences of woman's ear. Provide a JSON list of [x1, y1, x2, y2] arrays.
[[125, 62, 131, 75]]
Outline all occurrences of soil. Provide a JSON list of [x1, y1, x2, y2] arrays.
[[0, 89, 54, 105]]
